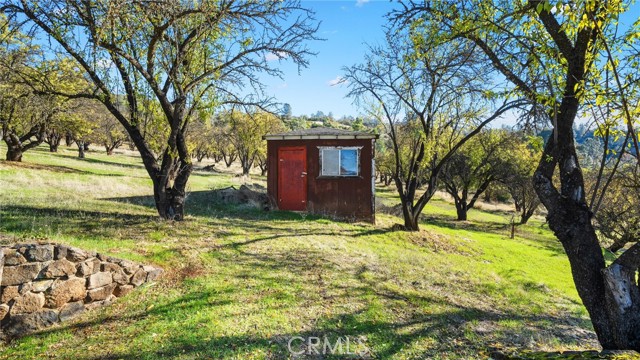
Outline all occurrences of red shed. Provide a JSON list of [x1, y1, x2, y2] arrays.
[[264, 128, 379, 223]]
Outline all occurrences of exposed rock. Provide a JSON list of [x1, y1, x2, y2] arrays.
[[31, 280, 54, 293], [0, 304, 9, 320], [23, 245, 54, 262], [213, 185, 270, 210], [18, 283, 32, 295], [58, 301, 84, 322], [97, 253, 112, 262], [10, 292, 45, 315], [76, 258, 101, 277], [143, 266, 163, 282], [101, 263, 129, 285], [3, 249, 26, 266], [0, 243, 162, 339], [113, 285, 134, 297], [45, 277, 86, 308], [54, 245, 68, 260], [1, 286, 19, 303], [43, 259, 76, 278], [86, 283, 116, 302], [66, 247, 94, 262], [87, 272, 112, 290], [1, 263, 43, 286], [116, 259, 139, 275], [130, 268, 147, 287], [4, 310, 58, 337], [85, 295, 116, 311]]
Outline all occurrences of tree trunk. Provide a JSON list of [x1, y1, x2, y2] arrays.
[[3, 125, 45, 161], [602, 244, 640, 350], [533, 128, 640, 350], [242, 162, 251, 176], [6, 145, 23, 162], [153, 182, 188, 221], [46, 130, 62, 152], [65, 132, 74, 147], [519, 207, 535, 224], [455, 202, 468, 221], [105, 143, 116, 155], [152, 153, 193, 221], [401, 204, 419, 231], [77, 141, 85, 159]]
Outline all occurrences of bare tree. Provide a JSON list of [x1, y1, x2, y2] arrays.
[[344, 27, 524, 230]]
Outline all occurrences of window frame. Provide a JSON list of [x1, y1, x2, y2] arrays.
[[317, 146, 362, 178]]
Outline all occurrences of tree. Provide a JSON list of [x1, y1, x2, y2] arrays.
[[440, 129, 512, 221], [344, 23, 524, 230], [595, 163, 640, 253], [395, 0, 640, 350], [222, 109, 285, 176], [0, 19, 44, 161], [0, 33, 83, 161], [499, 134, 543, 224], [4, 0, 317, 220], [187, 118, 215, 163], [91, 109, 126, 156]]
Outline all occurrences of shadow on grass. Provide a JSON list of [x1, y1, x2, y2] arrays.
[[420, 215, 567, 257], [57, 154, 146, 171], [104, 190, 394, 234], [0, 161, 117, 176], [21, 242, 596, 360], [0, 205, 159, 242]]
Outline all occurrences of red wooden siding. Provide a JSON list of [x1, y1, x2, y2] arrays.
[[277, 146, 307, 211], [267, 138, 375, 223]]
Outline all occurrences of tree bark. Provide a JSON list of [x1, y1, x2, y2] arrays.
[[2, 124, 45, 162], [455, 202, 468, 221], [45, 130, 62, 152], [519, 206, 535, 224], [48, 142, 59, 152], [6, 145, 23, 162], [77, 140, 85, 158], [64, 132, 74, 146], [152, 155, 192, 221]]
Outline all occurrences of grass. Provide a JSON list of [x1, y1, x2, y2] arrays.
[[0, 144, 611, 359]]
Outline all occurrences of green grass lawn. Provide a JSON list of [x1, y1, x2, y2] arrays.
[[0, 144, 603, 359]]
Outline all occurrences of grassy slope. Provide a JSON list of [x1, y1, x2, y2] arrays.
[[0, 144, 600, 359]]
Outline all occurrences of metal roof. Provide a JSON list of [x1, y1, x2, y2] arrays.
[[264, 127, 379, 140]]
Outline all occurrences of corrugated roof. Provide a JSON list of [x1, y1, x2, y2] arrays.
[[264, 127, 378, 140]]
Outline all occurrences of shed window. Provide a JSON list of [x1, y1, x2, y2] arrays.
[[319, 147, 360, 177]]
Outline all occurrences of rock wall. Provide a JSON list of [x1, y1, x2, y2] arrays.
[[0, 243, 162, 339]]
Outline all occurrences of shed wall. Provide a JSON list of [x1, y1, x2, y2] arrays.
[[267, 138, 375, 223]]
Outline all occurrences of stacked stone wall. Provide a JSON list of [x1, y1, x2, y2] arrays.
[[0, 243, 162, 339]]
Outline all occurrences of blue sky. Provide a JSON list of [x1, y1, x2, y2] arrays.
[[263, 0, 398, 119], [265, 1, 640, 121]]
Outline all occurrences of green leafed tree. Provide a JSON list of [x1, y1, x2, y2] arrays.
[[440, 129, 515, 221], [395, 0, 640, 350], [220, 109, 286, 176], [499, 134, 543, 224], [3, 0, 318, 220]]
